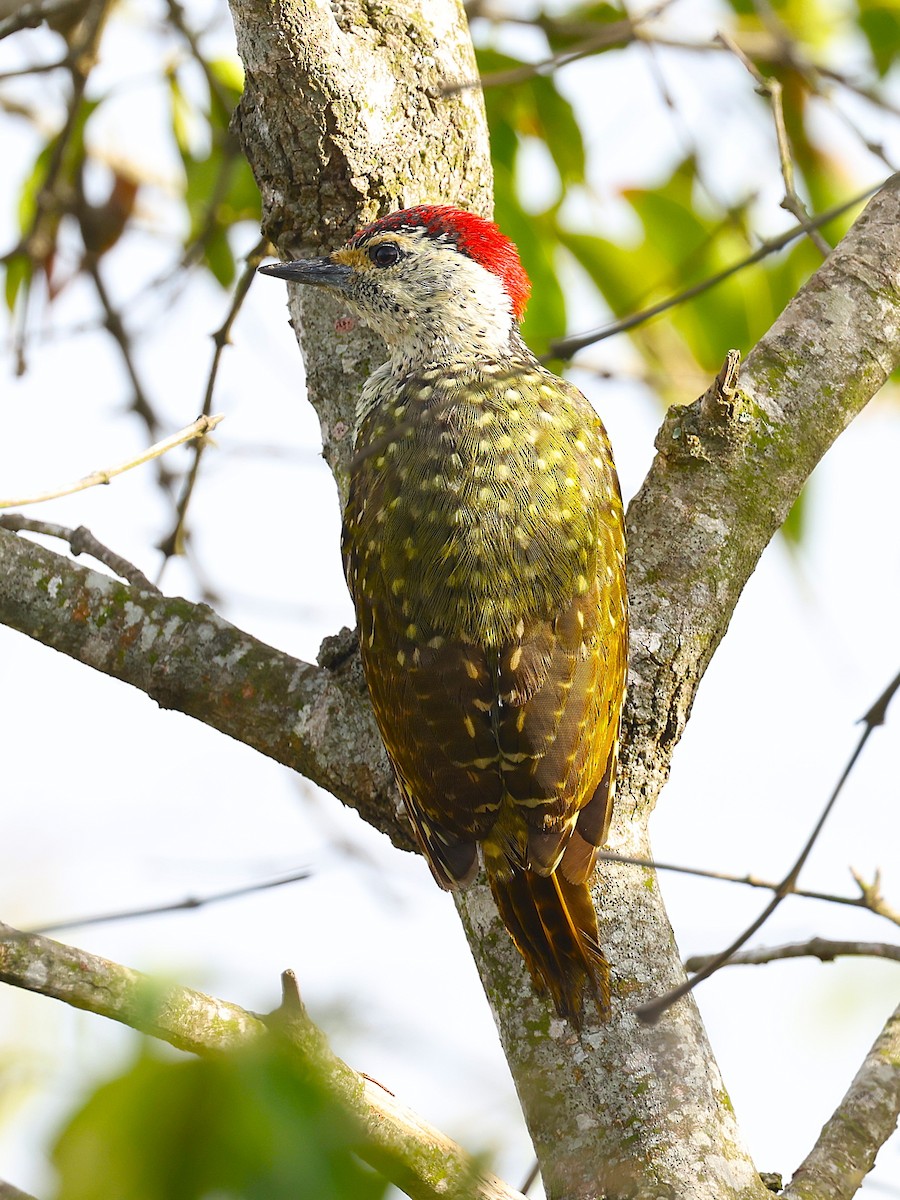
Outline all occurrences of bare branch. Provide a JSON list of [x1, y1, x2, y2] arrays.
[[157, 238, 269, 572], [638, 668, 900, 1023], [0, 1182, 40, 1200], [0, 924, 525, 1200], [83, 258, 167, 447], [597, 851, 900, 926], [782, 1001, 900, 1200], [0, 527, 404, 848], [0, 414, 223, 509], [28, 868, 312, 935], [0, 515, 160, 592], [852, 870, 900, 929], [0, 0, 75, 38], [685, 938, 900, 971], [11, 0, 111, 250], [450, 5, 671, 92], [716, 29, 831, 256]]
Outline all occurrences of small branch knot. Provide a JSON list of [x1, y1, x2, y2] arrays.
[[317, 625, 360, 671], [656, 351, 751, 463], [699, 349, 742, 422]]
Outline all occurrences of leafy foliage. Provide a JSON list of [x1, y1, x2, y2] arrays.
[[168, 58, 262, 287], [474, 1, 892, 408], [52, 1041, 391, 1200]]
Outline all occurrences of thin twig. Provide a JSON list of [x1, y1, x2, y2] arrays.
[[166, 0, 234, 120], [0, 516, 160, 591], [83, 257, 166, 446], [0, 59, 70, 81], [596, 851, 900, 926], [157, 238, 267, 575], [459, 6, 670, 92], [15, 0, 110, 251], [637, 668, 900, 1024], [26, 868, 312, 934], [685, 937, 900, 971], [549, 180, 882, 359], [0, 414, 223, 509], [0, 1181, 40, 1200], [851, 868, 900, 927], [716, 30, 830, 256], [519, 1161, 540, 1195], [4, 0, 112, 376], [0, 0, 84, 39]]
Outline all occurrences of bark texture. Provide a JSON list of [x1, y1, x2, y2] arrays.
[[223, 4, 900, 1195], [231, 0, 492, 501], [783, 1001, 900, 1200]]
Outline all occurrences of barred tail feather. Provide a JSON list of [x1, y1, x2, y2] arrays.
[[487, 868, 610, 1026]]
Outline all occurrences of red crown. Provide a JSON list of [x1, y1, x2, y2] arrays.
[[349, 205, 531, 320]]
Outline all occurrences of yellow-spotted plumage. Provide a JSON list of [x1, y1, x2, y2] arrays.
[[261, 206, 627, 1025]]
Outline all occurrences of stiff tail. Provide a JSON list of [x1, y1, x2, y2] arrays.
[[487, 867, 610, 1026]]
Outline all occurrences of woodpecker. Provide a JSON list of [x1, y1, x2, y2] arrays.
[[261, 206, 627, 1025]]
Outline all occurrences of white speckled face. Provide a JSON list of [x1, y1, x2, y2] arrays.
[[331, 229, 519, 366]]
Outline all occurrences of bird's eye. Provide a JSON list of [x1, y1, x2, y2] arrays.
[[370, 242, 401, 268]]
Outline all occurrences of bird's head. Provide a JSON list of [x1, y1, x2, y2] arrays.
[[260, 205, 531, 366]]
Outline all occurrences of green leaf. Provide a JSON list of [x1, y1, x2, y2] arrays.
[[209, 57, 245, 98], [168, 68, 194, 154], [17, 97, 99, 233], [530, 76, 585, 187], [542, 4, 624, 52], [858, 2, 900, 75], [477, 48, 586, 189], [207, 58, 245, 129], [781, 483, 807, 545], [556, 228, 643, 319], [4, 253, 32, 312], [53, 1042, 392, 1200], [179, 142, 259, 287], [557, 150, 838, 386], [203, 227, 237, 288]]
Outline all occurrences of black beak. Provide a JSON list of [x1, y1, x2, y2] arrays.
[[258, 257, 352, 289]]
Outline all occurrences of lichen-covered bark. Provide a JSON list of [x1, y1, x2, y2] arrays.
[[230, 0, 492, 500], [783, 1002, 900, 1200], [0, 529, 403, 848], [216, 2, 770, 1192]]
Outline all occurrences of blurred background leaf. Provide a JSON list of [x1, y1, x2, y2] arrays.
[[52, 1041, 392, 1200]]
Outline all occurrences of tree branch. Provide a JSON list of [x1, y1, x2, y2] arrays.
[[0, 923, 525, 1200], [685, 938, 900, 971], [0, 516, 160, 592], [622, 174, 900, 808], [782, 1002, 900, 1200], [637, 667, 900, 1023], [0, 414, 222, 509], [597, 852, 900, 925], [0, 1182, 40, 1200], [5, 0, 900, 1194], [0, 527, 405, 850], [547, 184, 880, 359]]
